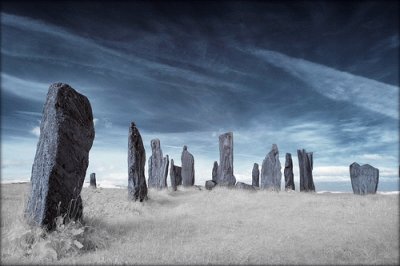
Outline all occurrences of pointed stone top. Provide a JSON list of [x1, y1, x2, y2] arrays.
[[272, 144, 278, 151], [171, 159, 175, 165], [130, 121, 136, 127], [183, 145, 187, 151], [254, 162, 259, 167]]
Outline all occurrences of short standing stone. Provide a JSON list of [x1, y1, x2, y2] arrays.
[[128, 122, 147, 201], [205, 180, 217, 190], [170, 159, 182, 191], [260, 144, 282, 191], [181, 146, 195, 187], [90, 173, 96, 189], [212, 161, 218, 183], [25, 83, 95, 230], [148, 139, 169, 189], [252, 163, 260, 187], [349, 162, 379, 195], [217, 132, 236, 186], [284, 153, 295, 191], [297, 149, 315, 192], [235, 182, 256, 191], [160, 155, 169, 189]]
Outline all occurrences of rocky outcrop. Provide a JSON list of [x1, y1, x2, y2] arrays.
[[349, 162, 379, 195], [284, 153, 295, 191], [217, 132, 236, 186], [170, 159, 182, 191], [90, 173, 96, 189], [212, 161, 218, 183], [205, 180, 217, 190], [260, 144, 282, 191], [181, 146, 195, 187], [252, 163, 260, 187], [148, 139, 169, 189], [25, 83, 95, 230], [128, 122, 147, 201], [235, 182, 256, 191], [297, 149, 315, 192]]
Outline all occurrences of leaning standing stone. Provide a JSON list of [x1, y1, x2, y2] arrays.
[[297, 149, 315, 192], [217, 132, 236, 186], [181, 146, 195, 187], [25, 83, 95, 230], [252, 163, 260, 187], [284, 153, 295, 191], [128, 122, 147, 201], [260, 144, 282, 191], [90, 173, 97, 189], [349, 162, 379, 195]]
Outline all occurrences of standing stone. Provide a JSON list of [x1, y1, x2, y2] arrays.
[[235, 182, 256, 191], [181, 146, 195, 187], [90, 173, 97, 189], [205, 180, 217, 190], [148, 139, 169, 189], [128, 122, 147, 201], [25, 83, 95, 230], [217, 132, 236, 186], [284, 153, 295, 191], [297, 149, 315, 192], [252, 163, 260, 187], [349, 162, 379, 195], [170, 159, 182, 191], [260, 144, 282, 191], [212, 161, 218, 183]]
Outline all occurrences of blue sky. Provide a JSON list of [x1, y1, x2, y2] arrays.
[[1, 1, 399, 189]]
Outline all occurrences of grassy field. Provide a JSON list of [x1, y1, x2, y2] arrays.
[[1, 183, 399, 265]]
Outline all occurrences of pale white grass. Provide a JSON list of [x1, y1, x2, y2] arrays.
[[1, 183, 399, 265]]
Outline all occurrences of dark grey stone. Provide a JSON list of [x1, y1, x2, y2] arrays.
[[349, 162, 379, 195], [181, 145, 195, 187], [90, 173, 96, 189], [212, 161, 218, 183], [205, 180, 217, 190], [297, 149, 315, 192], [284, 153, 295, 191], [217, 132, 236, 186], [252, 163, 259, 187], [25, 83, 95, 230], [148, 139, 169, 189], [260, 144, 282, 191], [128, 122, 147, 201], [235, 182, 256, 191], [170, 159, 182, 191]]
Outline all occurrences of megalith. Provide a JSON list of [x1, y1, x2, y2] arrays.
[[217, 132, 236, 186], [148, 139, 169, 189], [25, 83, 95, 230], [260, 144, 282, 191], [284, 153, 295, 191], [181, 146, 195, 187], [235, 182, 256, 191], [349, 162, 379, 195], [297, 149, 315, 192], [252, 163, 260, 187], [90, 173, 97, 189], [170, 159, 182, 191], [128, 122, 147, 201], [205, 180, 217, 190], [212, 161, 218, 183]]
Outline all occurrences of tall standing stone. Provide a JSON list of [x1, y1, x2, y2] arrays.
[[90, 173, 97, 189], [349, 162, 379, 195], [217, 132, 236, 186], [284, 153, 295, 191], [260, 144, 282, 191], [212, 161, 218, 183], [128, 122, 147, 201], [148, 139, 169, 189], [181, 146, 195, 187], [170, 159, 182, 191], [297, 149, 315, 192], [252, 163, 260, 187], [25, 83, 95, 230]]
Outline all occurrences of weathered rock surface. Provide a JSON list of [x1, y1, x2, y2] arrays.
[[297, 149, 315, 192], [205, 180, 217, 190], [217, 132, 236, 186], [90, 173, 96, 188], [235, 182, 256, 191], [260, 144, 282, 191], [212, 161, 218, 183], [25, 83, 95, 230], [252, 163, 260, 187], [284, 153, 295, 191], [349, 162, 379, 195], [181, 146, 195, 187], [128, 122, 147, 201], [170, 159, 182, 191], [148, 139, 169, 189]]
